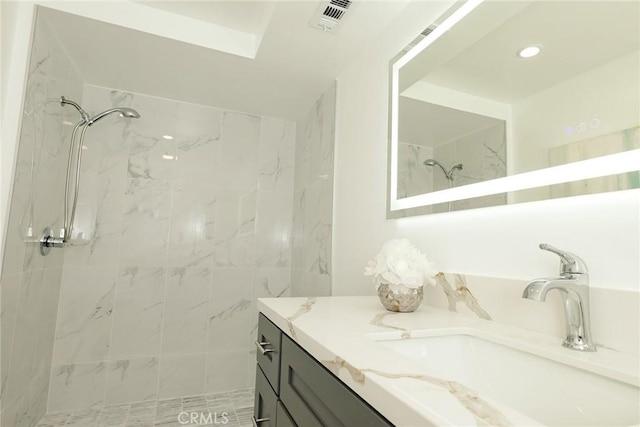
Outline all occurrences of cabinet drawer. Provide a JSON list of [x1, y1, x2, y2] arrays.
[[257, 313, 282, 393], [276, 401, 296, 427], [279, 334, 392, 427], [254, 366, 277, 427]]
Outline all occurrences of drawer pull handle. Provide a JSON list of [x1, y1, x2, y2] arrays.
[[251, 415, 270, 426], [255, 340, 274, 355]]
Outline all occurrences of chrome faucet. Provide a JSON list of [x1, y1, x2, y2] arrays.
[[522, 244, 596, 352]]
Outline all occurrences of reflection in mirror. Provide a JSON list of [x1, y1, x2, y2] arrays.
[[389, 0, 640, 217]]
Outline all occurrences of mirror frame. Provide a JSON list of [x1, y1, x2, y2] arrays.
[[388, 0, 640, 214]]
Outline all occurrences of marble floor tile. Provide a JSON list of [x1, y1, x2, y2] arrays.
[[229, 388, 254, 409], [235, 407, 254, 427], [34, 411, 71, 426], [35, 389, 254, 427], [97, 404, 130, 427], [65, 408, 101, 427]]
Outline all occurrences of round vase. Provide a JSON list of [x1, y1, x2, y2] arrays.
[[377, 282, 423, 312]]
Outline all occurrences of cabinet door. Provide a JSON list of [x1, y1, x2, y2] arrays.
[[275, 402, 296, 427], [257, 313, 282, 393], [254, 366, 278, 427], [279, 334, 393, 427]]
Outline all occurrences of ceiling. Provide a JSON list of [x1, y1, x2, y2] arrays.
[[399, 97, 502, 147], [404, 0, 640, 104], [39, 0, 411, 120], [131, 1, 273, 34]]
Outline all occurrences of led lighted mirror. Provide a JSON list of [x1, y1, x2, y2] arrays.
[[388, 0, 640, 217]]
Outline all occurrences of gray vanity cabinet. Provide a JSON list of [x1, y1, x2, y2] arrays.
[[254, 313, 393, 427]]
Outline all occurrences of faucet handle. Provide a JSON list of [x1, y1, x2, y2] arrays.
[[539, 243, 589, 275]]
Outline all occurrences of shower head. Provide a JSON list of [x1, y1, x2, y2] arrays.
[[87, 107, 141, 126], [424, 158, 463, 181]]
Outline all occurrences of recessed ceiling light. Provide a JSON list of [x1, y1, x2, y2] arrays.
[[162, 135, 174, 140], [518, 45, 542, 58]]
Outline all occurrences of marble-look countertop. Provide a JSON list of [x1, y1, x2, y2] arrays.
[[258, 296, 639, 427]]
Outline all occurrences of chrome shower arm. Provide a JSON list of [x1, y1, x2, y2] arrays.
[[60, 96, 89, 122]]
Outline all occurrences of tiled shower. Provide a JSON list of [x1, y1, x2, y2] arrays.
[[0, 11, 336, 427]]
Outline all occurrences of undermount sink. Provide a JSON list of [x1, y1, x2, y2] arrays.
[[373, 332, 640, 426]]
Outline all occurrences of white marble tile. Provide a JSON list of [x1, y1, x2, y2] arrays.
[[110, 268, 166, 359], [258, 118, 295, 192], [34, 267, 64, 382], [208, 269, 254, 352], [1, 13, 83, 426], [64, 174, 124, 266], [397, 142, 433, 198], [34, 411, 72, 427], [127, 400, 157, 424], [304, 83, 336, 186], [167, 183, 216, 268], [64, 408, 101, 427], [162, 268, 210, 354], [303, 179, 332, 275], [48, 362, 107, 412], [4, 269, 44, 408], [2, 389, 40, 427], [119, 178, 171, 266], [128, 132, 175, 181], [213, 189, 256, 267], [158, 354, 206, 399], [293, 120, 309, 194], [290, 190, 305, 273], [1, 273, 20, 400], [219, 112, 260, 191], [290, 268, 312, 298], [97, 404, 129, 426], [105, 358, 159, 405], [53, 266, 116, 364], [174, 103, 222, 185], [80, 88, 132, 181], [205, 351, 251, 394], [254, 191, 292, 268], [254, 268, 291, 299]]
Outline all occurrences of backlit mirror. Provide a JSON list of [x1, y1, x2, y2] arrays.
[[388, 0, 640, 217]]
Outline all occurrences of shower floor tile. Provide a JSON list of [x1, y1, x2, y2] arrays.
[[34, 388, 254, 427]]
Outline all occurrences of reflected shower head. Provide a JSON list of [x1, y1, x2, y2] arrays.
[[423, 158, 463, 181], [87, 107, 141, 126]]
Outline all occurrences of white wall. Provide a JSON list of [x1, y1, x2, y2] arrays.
[[332, 0, 640, 295], [0, 2, 36, 278], [513, 50, 640, 176]]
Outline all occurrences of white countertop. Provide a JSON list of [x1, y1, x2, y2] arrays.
[[257, 296, 640, 427]]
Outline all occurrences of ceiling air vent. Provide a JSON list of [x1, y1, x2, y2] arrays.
[[401, 25, 438, 54], [310, 0, 353, 33]]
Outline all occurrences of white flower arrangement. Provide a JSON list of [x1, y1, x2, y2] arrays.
[[364, 238, 436, 291]]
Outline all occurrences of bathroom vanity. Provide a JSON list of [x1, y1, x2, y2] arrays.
[[253, 297, 640, 427], [253, 313, 391, 426]]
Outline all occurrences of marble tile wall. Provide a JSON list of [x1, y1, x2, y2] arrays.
[[48, 85, 296, 412], [291, 83, 336, 297], [394, 122, 507, 215], [0, 12, 84, 427], [397, 142, 433, 199], [433, 122, 507, 212]]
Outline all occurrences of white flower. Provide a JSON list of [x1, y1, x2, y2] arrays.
[[364, 239, 436, 289]]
